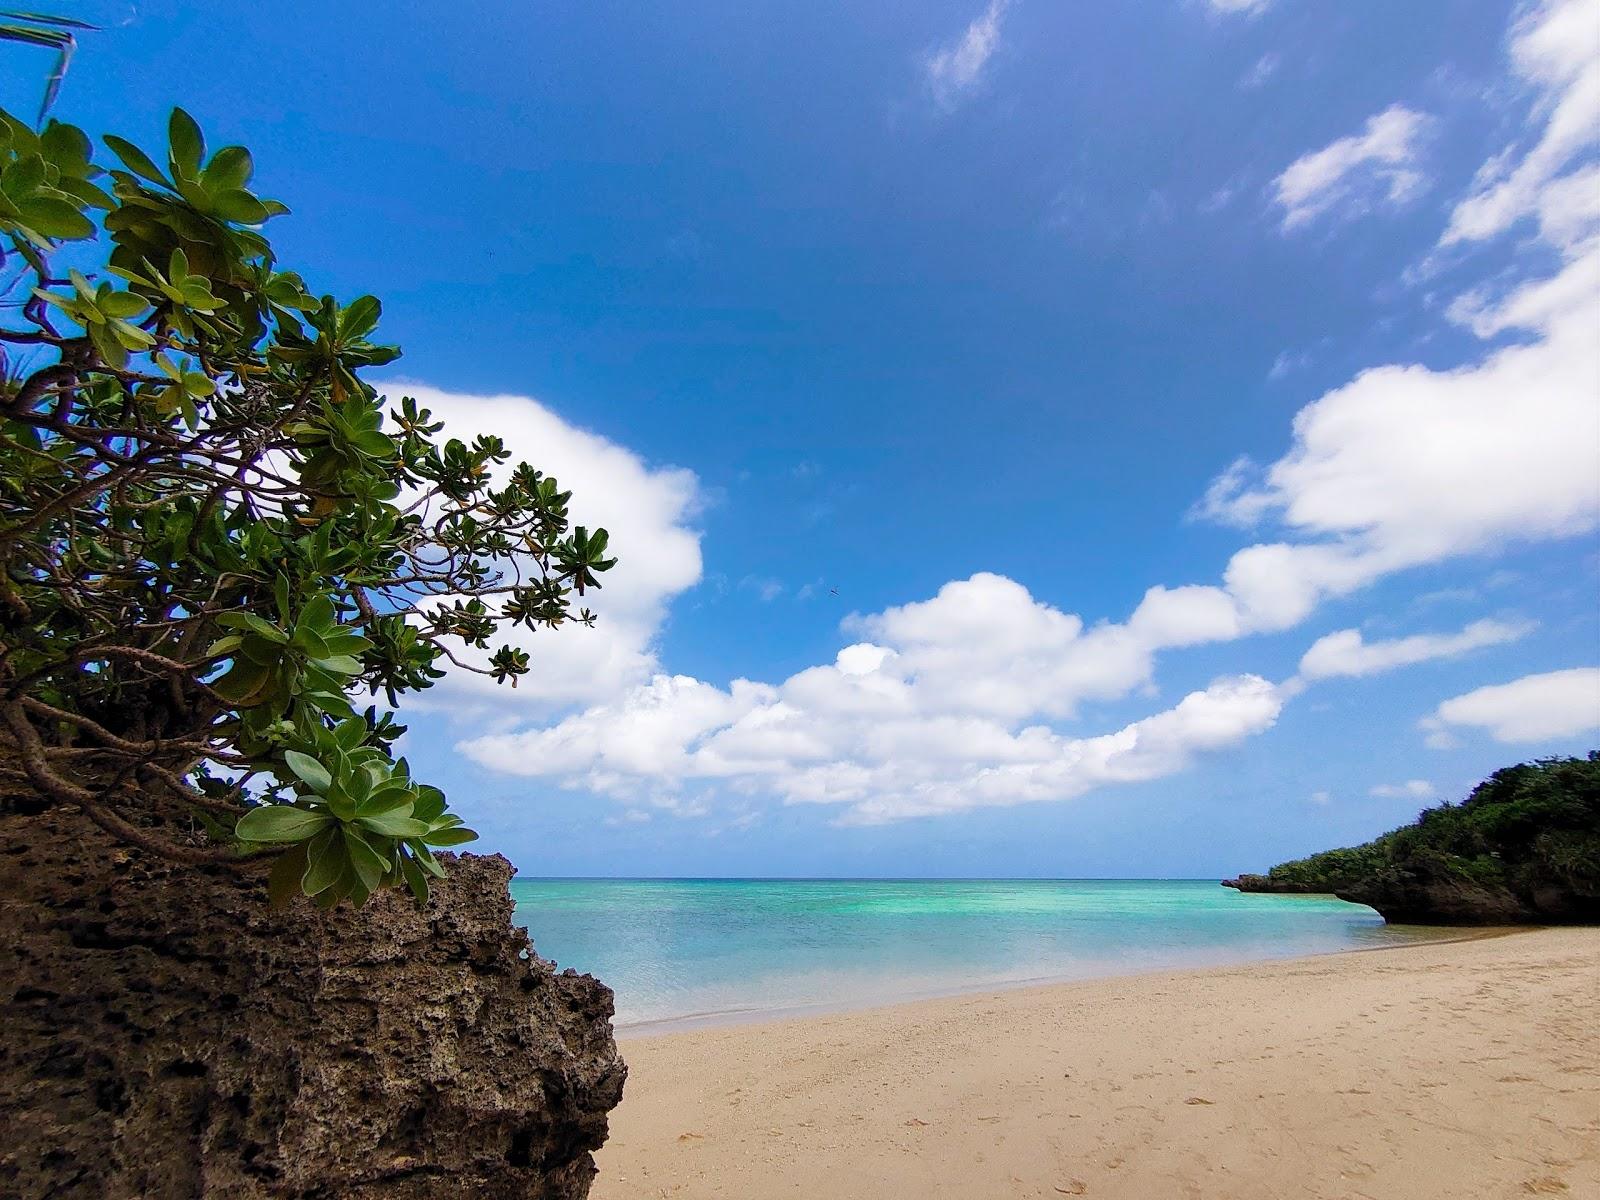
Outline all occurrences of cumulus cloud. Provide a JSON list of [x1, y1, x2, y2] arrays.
[[1298, 618, 1533, 680], [924, 0, 1009, 110], [376, 383, 704, 711], [1421, 667, 1600, 744], [460, 574, 1286, 824], [1197, 241, 1600, 628], [1274, 105, 1433, 230]]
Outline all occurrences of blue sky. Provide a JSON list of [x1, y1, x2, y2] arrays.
[[14, 0, 1598, 877]]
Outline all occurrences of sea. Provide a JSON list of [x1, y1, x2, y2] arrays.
[[509, 877, 1448, 1031]]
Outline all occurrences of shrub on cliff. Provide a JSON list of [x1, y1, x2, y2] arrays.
[[1244, 754, 1600, 915], [0, 104, 614, 906]]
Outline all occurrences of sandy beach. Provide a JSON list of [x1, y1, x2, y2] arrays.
[[593, 927, 1600, 1200]]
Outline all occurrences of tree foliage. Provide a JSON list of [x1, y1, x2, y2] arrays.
[[1237, 753, 1600, 899], [0, 104, 615, 907]]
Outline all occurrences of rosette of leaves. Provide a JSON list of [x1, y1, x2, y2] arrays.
[[0, 106, 616, 907]]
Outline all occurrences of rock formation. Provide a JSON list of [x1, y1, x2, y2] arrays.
[[0, 807, 626, 1199], [1333, 871, 1596, 925], [1220, 875, 1324, 894]]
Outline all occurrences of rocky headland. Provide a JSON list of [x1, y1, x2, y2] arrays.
[[1222, 754, 1599, 925]]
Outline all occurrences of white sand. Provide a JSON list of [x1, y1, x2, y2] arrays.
[[593, 927, 1600, 1199]]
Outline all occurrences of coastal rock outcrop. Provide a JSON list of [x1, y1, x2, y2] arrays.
[[0, 807, 626, 1199], [1333, 871, 1595, 925], [1220, 875, 1325, 894]]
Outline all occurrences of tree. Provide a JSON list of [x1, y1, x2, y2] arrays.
[[0, 104, 615, 907]]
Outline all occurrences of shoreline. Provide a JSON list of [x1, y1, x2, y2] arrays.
[[612, 923, 1519, 1038], [593, 925, 1599, 1200]]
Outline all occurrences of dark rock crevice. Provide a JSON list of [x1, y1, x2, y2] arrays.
[[0, 808, 626, 1199]]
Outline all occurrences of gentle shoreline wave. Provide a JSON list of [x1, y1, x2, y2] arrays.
[[510, 877, 1469, 1029]]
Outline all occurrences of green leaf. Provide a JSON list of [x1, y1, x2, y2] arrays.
[[39, 119, 90, 165], [54, 176, 114, 210], [108, 318, 155, 349], [98, 290, 146, 319], [355, 787, 412, 818], [332, 716, 368, 751], [341, 294, 381, 339], [412, 786, 447, 823], [168, 107, 204, 177], [267, 841, 310, 908], [352, 429, 395, 457], [299, 592, 335, 631], [212, 657, 271, 704], [103, 133, 167, 185], [422, 826, 479, 847], [342, 826, 388, 893], [87, 321, 126, 368], [301, 828, 344, 896], [357, 811, 430, 839], [282, 750, 332, 794], [408, 841, 448, 878], [202, 144, 253, 192], [319, 631, 374, 656], [217, 612, 289, 643], [16, 194, 92, 239], [211, 188, 270, 224], [236, 804, 332, 844], [400, 853, 430, 904], [312, 654, 361, 675]]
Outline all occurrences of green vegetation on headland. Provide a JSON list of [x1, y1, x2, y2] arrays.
[[1223, 754, 1600, 924]]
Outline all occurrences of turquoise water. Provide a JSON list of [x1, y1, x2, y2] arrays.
[[509, 878, 1441, 1029]]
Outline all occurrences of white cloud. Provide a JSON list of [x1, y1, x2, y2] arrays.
[[377, 383, 704, 711], [1241, 52, 1280, 88], [1422, 667, 1600, 743], [739, 575, 785, 603], [1298, 618, 1533, 680], [1267, 349, 1310, 380], [1209, 0, 1272, 14], [1198, 238, 1600, 628], [459, 573, 1286, 824], [1443, 0, 1600, 245], [1274, 105, 1433, 230], [924, 0, 1009, 110], [1370, 779, 1435, 799]]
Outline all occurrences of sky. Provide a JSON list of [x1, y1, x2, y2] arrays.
[[11, 0, 1599, 877]]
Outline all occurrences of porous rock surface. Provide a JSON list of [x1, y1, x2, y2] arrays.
[[0, 808, 626, 1199], [1334, 871, 1597, 925]]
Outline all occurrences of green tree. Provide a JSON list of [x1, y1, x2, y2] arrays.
[[0, 104, 615, 907], [1246, 753, 1600, 902]]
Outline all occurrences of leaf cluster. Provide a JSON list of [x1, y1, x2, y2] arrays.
[[0, 106, 616, 906]]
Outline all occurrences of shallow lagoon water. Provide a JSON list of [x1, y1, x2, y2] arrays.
[[509, 878, 1447, 1029]]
